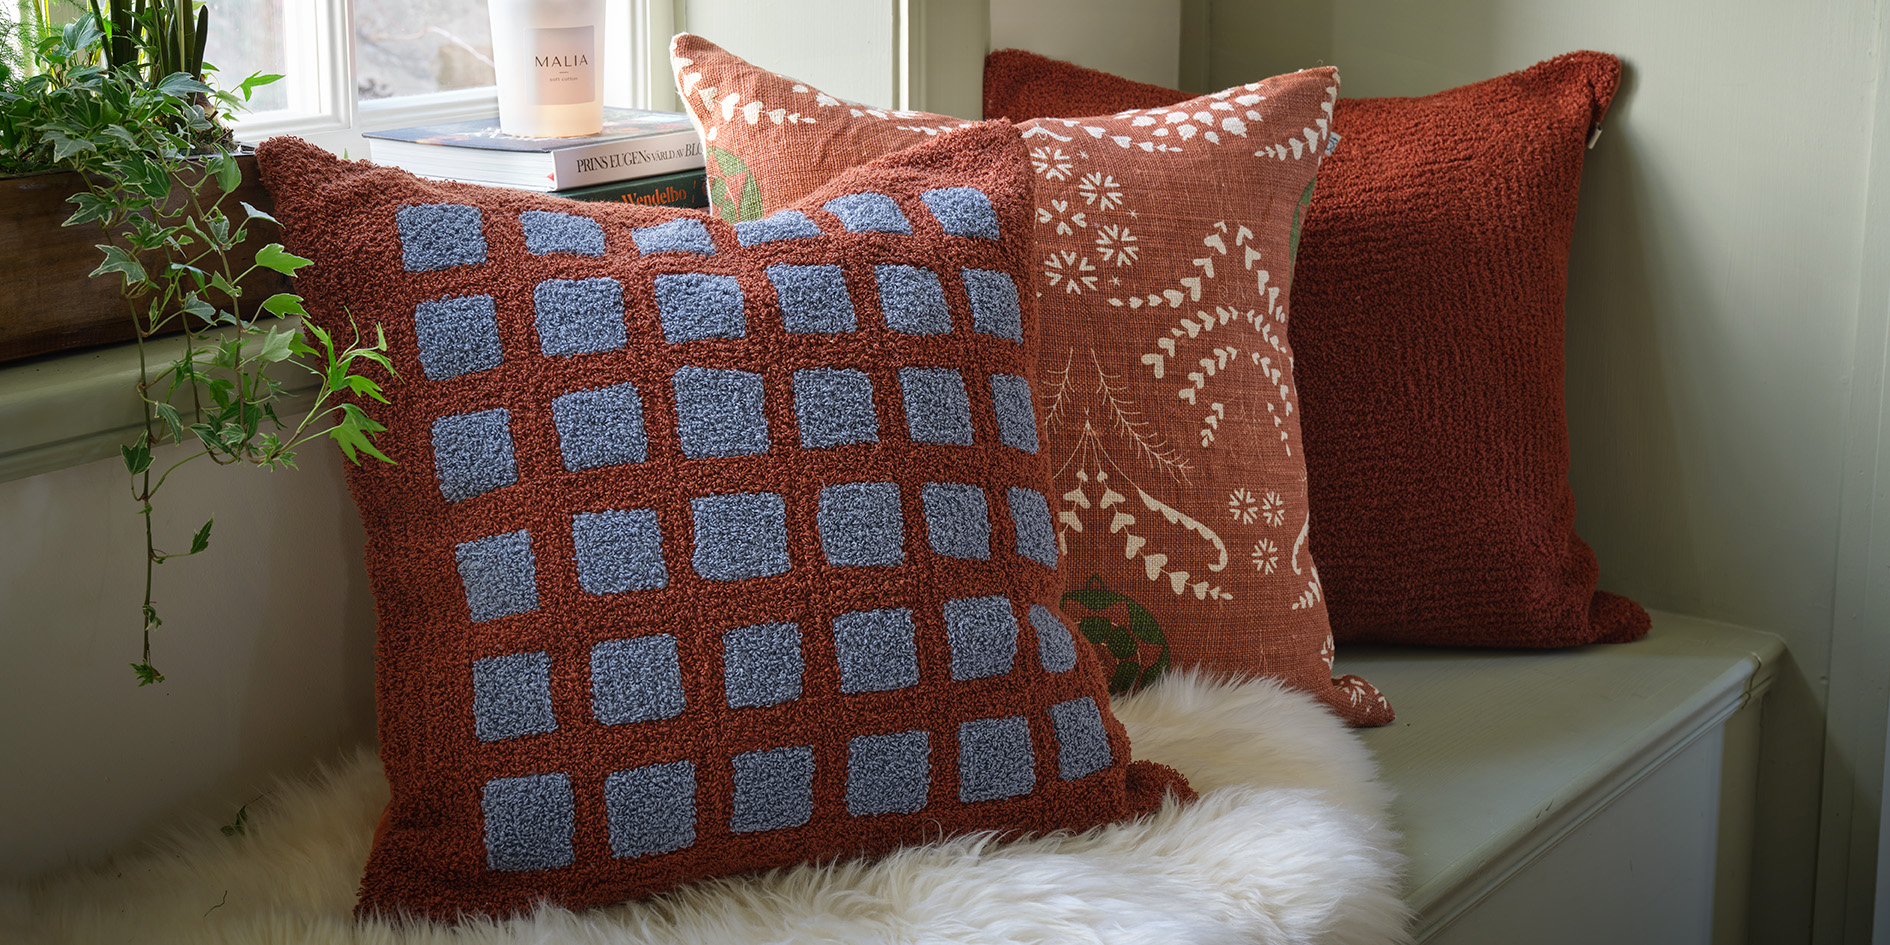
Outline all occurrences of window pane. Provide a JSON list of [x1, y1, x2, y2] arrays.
[[355, 0, 495, 101], [201, 0, 289, 112]]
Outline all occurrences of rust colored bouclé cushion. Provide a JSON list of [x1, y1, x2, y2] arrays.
[[673, 34, 1392, 725], [256, 123, 1191, 921], [984, 48, 1650, 649]]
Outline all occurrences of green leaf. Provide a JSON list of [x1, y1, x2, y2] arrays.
[[62, 192, 112, 228], [209, 272, 241, 300], [189, 518, 213, 555], [154, 72, 212, 98], [89, 244, 146, 284], [258, 327, 296, 362], [239, 73, 284, 101], [130, 662, 165, 686], [329, 402, 393, 465], [120, 437, 151, 475], [254, 243, 312, 276], [154, 403, 185, 443], [212, 154, 240, 194], [240, 201, 278, 225], [260, 293, 307, 318], [344, 374, 389, 403]]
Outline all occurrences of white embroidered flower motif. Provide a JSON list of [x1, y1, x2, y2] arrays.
[[1251, 538, 1280, 574], [1035, 198, 1088, 236], [1031, 146, 1075, 181], [1228, 488, 1259, 525], [1094, 224, 1139, 266], [1043, 251, 1099, 294], [1259, 491, 1286, 527], [1077, 171, 1124, 210]]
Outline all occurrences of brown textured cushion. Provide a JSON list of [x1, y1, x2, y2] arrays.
[[673, 34, 1392, 725], [983, 48, 1650, 648], [256, 123, 1190, 921]]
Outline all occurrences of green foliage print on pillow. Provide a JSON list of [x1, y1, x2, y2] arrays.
[[706, 146, 763, 222], [1062, 576, 1171, 692]]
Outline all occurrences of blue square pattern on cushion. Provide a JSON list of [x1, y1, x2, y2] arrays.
[[735, 210, 823, 246], [552, 382, 648, 471], [654, 272, 746, 343], [900, 368, 974, 446], [1029, 605, 1078, 673], [482, 773, 574, 871], [920, 187, 999, 240], [520, 210, 605, 256], [921, 482, 991, 560], [632, 217, 716, 255], [605, 761, 697, 859], [456, 530, 539, 621], [691, 492, 790, 581], [1007, 487, 1058, 568], [722, 622, 803, 708], [957, 716, 1035, 803], [472, 650, 556, 742], [846, 730, 931, 816], [817, 481, 905, 567], [431, 408, 517, 502], [1050, 696, 1113, 781], [672, 366, 770, 458], [731, 745, 815, 833], [572, 508, 668, 594], [535, 277, 626, 357], [823, 192, 911, 234], [962, 269, 1023, 342], [397, 203, 485, 272], [943, 595, 1019, 681], [876, 265, 952, 336], [832, 607, 918, 693], [413, 295, 502, 380], [591, 635, 686, 725], [988, 374, 1039, 453], [793, 368, 878, 448], [768, 264, 857, 334]]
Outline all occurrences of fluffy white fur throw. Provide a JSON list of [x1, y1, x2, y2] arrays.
[[3, 672, 1408, 945]]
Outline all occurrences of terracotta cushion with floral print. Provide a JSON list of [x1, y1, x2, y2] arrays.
[[983, 48, 1651, 650], [671, 34, 1391, 725]]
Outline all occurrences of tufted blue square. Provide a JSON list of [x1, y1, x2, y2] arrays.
[[768, 263, 856, 334], [552, 383, 648, 471], [413, 295, 501, 380], [591, 635, 686, 725], [1007, 487, 1058, 568], [654, 272, 746, 343], [962, 269, 1022, 342], [572, 508, 667, 594], [691, 492, 790, 581], [1030, 605, 1078, 673], [672, 366, 770, 458], [875, 265, 952, 336], [920, 187, 999, 240], [482, 773, 573, 871], [605, 761, 696, 859], [988, 374, 1039, 453], [431, 408, 517, 502], [731, 746, 814, 833], [921, 482, 990, 560], [957, 716, 1035, 803], [822, 192, 911, 234], [1050, 696, 1112, 781], [735, 210, 822, 245], [944, 595, 1019, 681], [535, 277, 626, 356], [722, 622, 803, 708], [793, 368, 877, 448], [817, 481, 905, 567], [455, 530, 538, 621], [472, 650, 555, 742], [520, 210, 605, 256], [832, 607, 918, 693], [899, 368, 974, 446], [631, 217, 716, 255], [397, 203, 485, 271], [847, 730, 930, 816]]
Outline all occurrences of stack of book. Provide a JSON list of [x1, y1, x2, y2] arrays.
[[363, 107, 707, 209]]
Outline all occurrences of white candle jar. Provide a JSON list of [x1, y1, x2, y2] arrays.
[[487, 0, 605, 137]]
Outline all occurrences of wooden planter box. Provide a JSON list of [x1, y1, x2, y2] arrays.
[[0, 153, 288, 363]]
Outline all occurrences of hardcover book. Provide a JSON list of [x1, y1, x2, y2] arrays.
[[363, 107, 704, 191]]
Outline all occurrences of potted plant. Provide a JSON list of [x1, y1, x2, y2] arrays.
[[1, 1, 395, 684]]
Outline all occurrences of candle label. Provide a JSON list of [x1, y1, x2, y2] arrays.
[[529, 25, 596, 106]]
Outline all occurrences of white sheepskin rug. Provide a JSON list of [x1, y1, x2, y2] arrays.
[[2, 672, 1408, 945]]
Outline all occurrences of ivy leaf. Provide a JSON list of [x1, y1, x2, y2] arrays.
[[330, 402, 393, 465], [189, 518, 213, 555], [240, 201, 278, 225], [89, 244, 146, 284], [254, 243, 312, 276], [345, 374, 389, 403], [260, 293, 307, 318], [211, 154, 240, 194], [129, 662, 165, 686], [120, 436, 152, 475], [63, 192, 112, 228], [208, 272, 241, 301], [257, 327, 296, 362], [154, 403, 186, 443]]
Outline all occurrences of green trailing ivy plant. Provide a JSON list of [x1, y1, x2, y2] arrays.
[[1, 6, 395, 685]]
